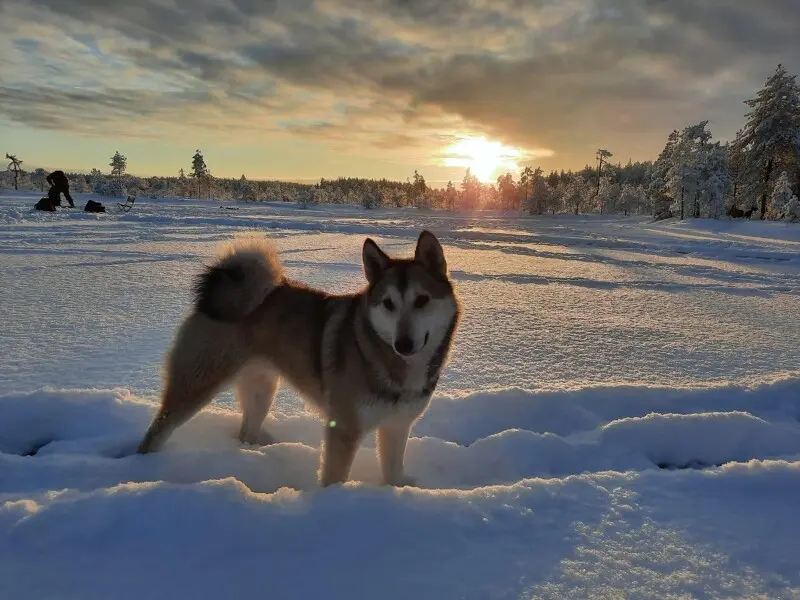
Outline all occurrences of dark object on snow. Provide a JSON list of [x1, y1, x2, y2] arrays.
[[84, 200, 106, 213], [34, 196, 57, 211], [46, 170, 75, 208], [117, 195, 135, 213], [728, 205, 757, 219], [728, 206, 745, 219]]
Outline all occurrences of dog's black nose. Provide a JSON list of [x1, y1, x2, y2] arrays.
[[394, 337, 414, 355]]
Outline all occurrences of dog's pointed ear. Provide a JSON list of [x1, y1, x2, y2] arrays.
[[415, 230, 446, 277], [363, 238, 390, 283]]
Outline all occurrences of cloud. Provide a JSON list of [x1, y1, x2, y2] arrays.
[[1, 0, 799, 169]]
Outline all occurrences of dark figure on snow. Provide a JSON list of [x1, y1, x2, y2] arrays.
[[46, 170, 75, 207]]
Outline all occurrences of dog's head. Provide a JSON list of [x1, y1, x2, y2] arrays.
[[362, 230, 459, 359]]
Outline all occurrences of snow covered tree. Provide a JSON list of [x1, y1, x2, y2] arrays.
[[594, 176, 620, 214], [561, 175, 590, 214], [89, 168, 106, 195], [177, 168, 190, 198], [109, 151, 127, 179], [190, 150, 209, 198], [300, 185, 327, 208], [650, 129, 680, 219], [618, 184, 647, 216], [479, 183, 498, 210], [531, 173, 553, 215], [71, 174, 90, 193], [361, 187, 382, 209], [697, 142, 729, 218], [237, 174, 257, 202], [666, 122, 713, 219], [411, 170, 427, 208], [445, 180, 457, 211], [595, 149, 613, 212], [726, 132, 752, 211], [769, 171, 799, 220], [374, 186, 401, 208], [105, 177, 125, 197], [518, 166, 534, 211], [460, 168, 480, 211], [32, 168, 47, 192], [5, 154, 22, 190], [734, 64, 800, 219], [521, 167, 547, 214], [496, 173, 516, 211]]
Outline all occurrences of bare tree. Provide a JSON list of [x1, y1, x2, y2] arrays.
[[5, 154, 23, 190]]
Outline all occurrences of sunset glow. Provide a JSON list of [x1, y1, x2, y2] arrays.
[[443, 136, 524, 182]]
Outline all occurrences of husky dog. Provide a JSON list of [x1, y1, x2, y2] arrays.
[[136, 230, 460, 487]]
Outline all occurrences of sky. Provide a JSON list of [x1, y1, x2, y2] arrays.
[[1, 0, 799, 185]]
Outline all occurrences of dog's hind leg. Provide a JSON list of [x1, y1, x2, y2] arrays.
[[136, 317, 248, 454], [236, 360, 280, 445]]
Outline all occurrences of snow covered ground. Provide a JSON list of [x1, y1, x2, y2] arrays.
[[1, 189, 799, 599]]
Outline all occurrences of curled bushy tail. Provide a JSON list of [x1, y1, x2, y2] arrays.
[[193, 234, 284, 321]]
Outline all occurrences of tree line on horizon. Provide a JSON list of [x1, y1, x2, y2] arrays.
[[4, 64, 799, 221]]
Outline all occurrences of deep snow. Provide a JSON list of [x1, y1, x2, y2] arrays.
[[1, 190, 799, 599]]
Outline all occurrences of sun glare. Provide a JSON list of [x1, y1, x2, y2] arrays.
[[443, 136, 524, 182]]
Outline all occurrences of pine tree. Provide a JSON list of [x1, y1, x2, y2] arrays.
[[734, 64, 800, 219], [529, 170, 551, 215], [769, 171, 799, 220], [496, 173, 516, 211], [649, 130, 680, 219], [697, 142, 730, 218], [618, 184, 647, 216], [595, 149, 613, 213], [445, 180, 457, 211], [518, 166, 534, 211], [726, 132, 751, 211], [190, 150, 209, 198], [461, 168, 479, 210], [109, 151, 127, 179], [177, 168, 189, 198], [595, 176, 620, 214], [563, 176, 589, 215], [237, 174, 257, 202], [666, 122, 712, 219], [412, 170, 427, 208]]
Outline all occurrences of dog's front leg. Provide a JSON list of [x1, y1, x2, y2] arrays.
[[320, 422, 361, 486], [377, 416, 417, 487]]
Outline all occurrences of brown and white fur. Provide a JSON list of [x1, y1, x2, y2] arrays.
[[136, 230, 460, 487]]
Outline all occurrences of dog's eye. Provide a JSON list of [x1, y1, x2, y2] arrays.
[[414, 295, 430, 309], [383, 298, 395, 311]]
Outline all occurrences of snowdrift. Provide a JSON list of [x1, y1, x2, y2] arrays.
[[2, 379, 800, 599]]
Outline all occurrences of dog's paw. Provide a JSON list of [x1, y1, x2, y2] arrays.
[[239, 429, 276, 447]]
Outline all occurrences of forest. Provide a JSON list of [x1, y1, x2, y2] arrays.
[[4, 65, 799, 221]]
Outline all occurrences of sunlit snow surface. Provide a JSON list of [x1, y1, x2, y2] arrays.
[[1, 190, 799, 600]]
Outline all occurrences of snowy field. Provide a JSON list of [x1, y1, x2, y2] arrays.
[[1, 189, 800, 599]]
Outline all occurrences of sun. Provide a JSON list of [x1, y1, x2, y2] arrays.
[[443, 135, 523, 182]]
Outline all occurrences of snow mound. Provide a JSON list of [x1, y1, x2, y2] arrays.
[[600, 410, 800, 469], [2, 460, 800, 599], [2, 377, 800, 496]]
